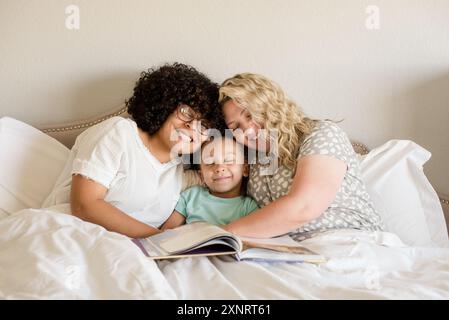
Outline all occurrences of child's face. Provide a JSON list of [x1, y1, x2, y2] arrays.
[[199, 138, 248, 197]]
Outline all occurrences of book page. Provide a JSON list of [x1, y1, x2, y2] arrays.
[[237, 248, 326, 264], [239, 235, 319, 255], [149, 222, 240, 254]]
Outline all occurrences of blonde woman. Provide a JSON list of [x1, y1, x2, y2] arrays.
[[219, 73, 383, 240]]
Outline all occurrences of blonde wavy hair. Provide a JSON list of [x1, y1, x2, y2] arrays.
[[219, 73, 317, 170]]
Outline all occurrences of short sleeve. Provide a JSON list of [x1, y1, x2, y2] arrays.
[[71, 118, 126, 189], [243, 197, 260, 216], [298, 121, 353, 165], [174, 190, 190, 217]]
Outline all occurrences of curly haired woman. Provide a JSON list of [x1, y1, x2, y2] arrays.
[[43, 63, 222, 238], [219, 73, 384, 240]]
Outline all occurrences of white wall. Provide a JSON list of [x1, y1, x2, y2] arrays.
[[1, 0, 448, 195]]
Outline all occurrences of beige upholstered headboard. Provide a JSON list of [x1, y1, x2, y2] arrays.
[[38, 103, 449, 230], [40, 104, 129, 149]]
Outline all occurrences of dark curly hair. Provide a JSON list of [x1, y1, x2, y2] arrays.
[[126, 63, 225, 135]]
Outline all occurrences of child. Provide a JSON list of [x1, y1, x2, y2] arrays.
[[161, 136, 259, 229]]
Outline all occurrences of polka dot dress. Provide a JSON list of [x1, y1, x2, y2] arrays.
[[247, 120, 384, 241]]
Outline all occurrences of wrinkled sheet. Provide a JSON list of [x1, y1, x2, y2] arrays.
[[1, 209, 448, 299]]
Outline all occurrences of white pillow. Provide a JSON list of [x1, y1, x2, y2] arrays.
[[0, 117, 69, 215], [360, 139, 448, 247]]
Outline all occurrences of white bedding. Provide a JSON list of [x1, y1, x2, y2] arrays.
[[1, 208, 448, 299]]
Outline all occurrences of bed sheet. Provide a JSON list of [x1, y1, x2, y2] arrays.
[[1, 209, 448, 299]]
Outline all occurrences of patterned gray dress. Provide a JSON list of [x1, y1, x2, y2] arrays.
[[247, 120, 384, 241]]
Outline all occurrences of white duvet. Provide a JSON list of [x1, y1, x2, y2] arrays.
[[1, 208, 448, 299]]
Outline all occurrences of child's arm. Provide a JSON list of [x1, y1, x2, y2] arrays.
[[160, 210, 186, 230]]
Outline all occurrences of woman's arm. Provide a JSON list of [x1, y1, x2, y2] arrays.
[[70, 175, 160, 238], [223, 155, 347, 238], [160, 210, 186, 230]]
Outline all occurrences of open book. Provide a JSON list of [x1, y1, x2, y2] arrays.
[[132, 222, 325, 263]]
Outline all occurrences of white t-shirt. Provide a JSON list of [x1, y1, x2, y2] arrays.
[[42, 116, 183, 228]]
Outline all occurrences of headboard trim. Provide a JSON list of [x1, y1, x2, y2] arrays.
[[41, 106, 128, 133]]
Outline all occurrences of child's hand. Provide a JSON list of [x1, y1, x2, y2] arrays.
[[221, 224, 234, 234]]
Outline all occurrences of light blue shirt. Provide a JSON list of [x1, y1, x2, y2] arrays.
[[175, 186, 259, 225]]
